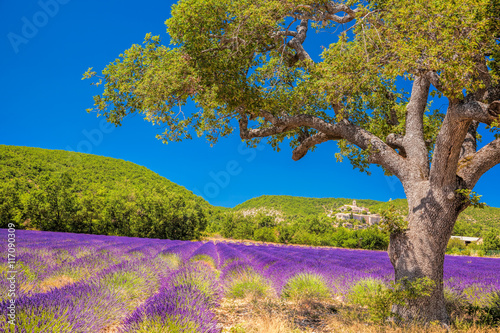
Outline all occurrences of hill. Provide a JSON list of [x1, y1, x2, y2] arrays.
[[0, 145, 203, 199], [233, 195, 380, 218], [0, 145, 212, 239], [233, 195, 500, 236]]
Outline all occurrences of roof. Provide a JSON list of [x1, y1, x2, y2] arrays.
[[450, 236, 481, 242]]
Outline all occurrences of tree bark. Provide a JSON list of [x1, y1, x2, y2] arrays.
[[388, 181, 465, 324]]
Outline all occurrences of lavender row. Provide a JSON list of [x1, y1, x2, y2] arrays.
[[123, 263, 220, 332], [0, 232, 201, 332]]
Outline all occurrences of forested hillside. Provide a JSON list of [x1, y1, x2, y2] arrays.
[[233, 195, 500, 236], [0, 145, 213, 240], [367, 199, 500, 236], [233, 195, 380, 217]]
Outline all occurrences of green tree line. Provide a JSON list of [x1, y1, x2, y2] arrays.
[[207, 212, 389, 250]]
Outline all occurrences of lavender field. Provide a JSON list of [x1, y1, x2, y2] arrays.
[[1, 230, 499, 332]]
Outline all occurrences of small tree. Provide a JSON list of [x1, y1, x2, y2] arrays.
[[483, 231, 500, 251], [84, 0, 500, 324]]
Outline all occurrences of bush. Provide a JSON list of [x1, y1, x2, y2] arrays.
[[347, 278, 391, 322], [220, 214, 238, 238], [190, 254, 217, 268], [278, 224, 295, 244], [225, 271, 274, 300], [483, 231, 500, 251], [281, 273, 331, 301], [342, 238, 358, 249], [447, 238, 466, 252], [232, 216, 257, 240], [477, 292, 500, 326], [477, 249, 486, 257], [461, 247, 471, 256], [318, 233, 336, 246], [291, 230, 320, 246], [358, 228, 389, 250], [253, 227, 277, 243], [347, 277, 435, 323], [330, 227, 351, 247]]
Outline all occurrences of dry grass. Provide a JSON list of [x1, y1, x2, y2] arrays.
[[214, 297, 500, 333], [215, 296, 341, 333], [99, 322, 122, 333], [38, 275, 75, 292]]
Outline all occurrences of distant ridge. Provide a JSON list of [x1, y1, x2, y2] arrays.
[[232, 195, 381, 217], [232, 195, 500, 234]]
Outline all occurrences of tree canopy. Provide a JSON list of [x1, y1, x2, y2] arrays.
[[84, 0, 499, 179]]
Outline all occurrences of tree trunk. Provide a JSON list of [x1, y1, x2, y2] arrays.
[[388, 182, 465, 324]]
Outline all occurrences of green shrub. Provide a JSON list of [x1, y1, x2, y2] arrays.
[[291, 230, 320, 246], [319, 233, 335, 246], [171, 266, 220, 304], [444, 287, 468, 316], [342, 238, 358, 248], [483, 231, 500, 251], [232, 216, 257, 240], [190, 254, 217, 268], [281, 273, 331, 301], [347, 278, 391, 322], [468, 242, 480, 250], [347, 277, 435, 323], [447, 238, 466, 251], [331, 227, 350, 247], [358, 228, 389, 250], [225, 271, 274, 299], [278, 224, 295, 244], [476, 292, 500, 326], [156, 253, 182, 269], [253, 227, 277, 243], [228, 325, 246, 333]]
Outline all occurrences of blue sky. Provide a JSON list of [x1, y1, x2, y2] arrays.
[[1, 0, 499, 208]]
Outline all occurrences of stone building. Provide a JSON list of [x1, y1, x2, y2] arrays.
[[330, 200, 381, 227]]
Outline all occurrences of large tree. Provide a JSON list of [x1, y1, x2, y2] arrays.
[[84, 0, 500, 324]]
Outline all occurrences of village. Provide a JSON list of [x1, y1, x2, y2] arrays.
[[328, 200, 382, 230]]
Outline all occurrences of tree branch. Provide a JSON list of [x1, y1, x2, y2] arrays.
[[287, 19, 312, 65], [457, 138, 500, 189], [455, 100, 500, 125], [459, 121, 479, 159], [425, 71, 445, 94], [471, 57, 492, 101], [292, 132, 340, 161], [403, 76, 431, 178], [273, 31, 297, 38], [430, 90, 500, 188], [291, 3, 360, 24], [386, 133, 407, 157], [429, 104, 473, 188], [238, 111, 409, 179]]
